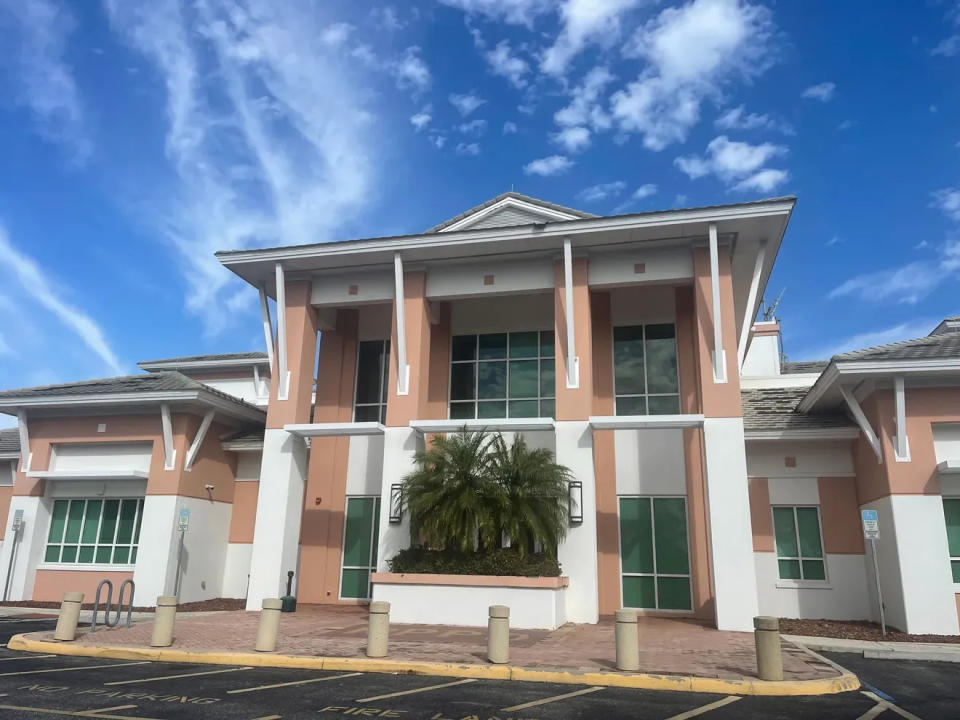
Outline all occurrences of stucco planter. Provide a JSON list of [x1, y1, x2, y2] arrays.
[[370, 572, 569, 629]]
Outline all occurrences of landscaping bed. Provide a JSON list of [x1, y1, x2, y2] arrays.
[[0, 598, 245, 613], [781, 618, 960, 643]]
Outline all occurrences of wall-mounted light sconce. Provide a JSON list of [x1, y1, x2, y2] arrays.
[[569, 480, 583, 524], [389, 484, 404, 524]]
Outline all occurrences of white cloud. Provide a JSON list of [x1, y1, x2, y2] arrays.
[[837, 119, 856, 131], [675, 136, 788, 192], [0, 227, 123, 374], [932, 5, 960, 57], [105, 0, 375, 333], [449, 92, 487, 117], [410, 112, 432, 131], [524, 155, 574, 176], [485, 40, 530, 88], [458, 118, 488, 135], [715, 104, 793, 134], [612, 0, 775, 150], [430, 134, 447, 149], [828, 261, 949, 306], [552, 125, 591, 153], [632, 183, 657, 200], [799, 318, 941, 361], [542, 0, 640, 76], [0, 0, 90, 162], [555, 66, 614, 131], [455, 142, 480, 156], [392, 46, 431, 92], [438, 0, 553, 27], [578, 181, 626, 202], [370, 6, 404, 31], [826, 236, 843, 247], [801, 82, 836, 102], [320, 22, 353, 47], [503, 121, 518, 134], [933, 187, 960, 222]]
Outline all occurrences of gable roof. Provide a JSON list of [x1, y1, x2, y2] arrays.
[[426, 192, 594, 233], [781, 360, 828, 375], [831, 328, 960, 363], [138, 351, 268, 371], [742, 387, 855, 434], [0, 427, 19, 456]]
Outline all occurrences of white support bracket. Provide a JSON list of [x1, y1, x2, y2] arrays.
[[894, 376, 910, 462], [258, 285, 275, 372], [562, 237, 579, 389], [275, 262, 290, 400], [160, 403, 177, 470], [839, 384, 882, 463], [16, 409, 31, 473], [184, 410, 215, 472], [708, 224, 727, 383], [253, 365, 268, 400], [738, 238, 768, 370], [393, 252, 410, 396]]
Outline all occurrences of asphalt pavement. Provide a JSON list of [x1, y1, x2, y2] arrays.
[[0, 617, 955, 719]]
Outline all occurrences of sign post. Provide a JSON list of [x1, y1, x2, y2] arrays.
[[174, 509, 190, 597], [861, 509, 886, 636]]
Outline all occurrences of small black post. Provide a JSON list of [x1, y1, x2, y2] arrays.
[[281, 570, 297, 613]]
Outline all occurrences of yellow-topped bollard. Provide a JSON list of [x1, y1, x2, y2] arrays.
[[53, 592, 84, 642]]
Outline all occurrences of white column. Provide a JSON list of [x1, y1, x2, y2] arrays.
[[708, 224, 726, 383], [562, 238, 578, 388], [393, 253, 409, 396], [16, 410, 30, 472], [245, 428, 307, 610], [894, 377, 909, 460], [702, 417, 758, 631], [554, 421, 598, 624], [259, 285, 275, 370], [0, 496, 51, 601], [374, 427, 419, 572]]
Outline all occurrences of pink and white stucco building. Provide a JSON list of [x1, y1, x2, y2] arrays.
[[1, 193, 958, 634]]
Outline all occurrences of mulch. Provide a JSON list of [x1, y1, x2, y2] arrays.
[[0, 598, 246, 613], [780, 618, 960, 644]]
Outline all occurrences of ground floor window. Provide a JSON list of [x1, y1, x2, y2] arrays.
[[45, 498, 144, 565], [340, 496, 381, 600], [772, 506, 825, 580], [618, 496, 691, 611], [943, 498, 960, 583]]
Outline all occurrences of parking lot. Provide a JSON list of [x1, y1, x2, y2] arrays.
[[0, 617, 950, 719]]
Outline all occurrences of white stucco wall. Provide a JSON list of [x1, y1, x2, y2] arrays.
[[754, 552, 872, 620], [222, 542, 252, 599], [0, 496, 49, 601], [614, 428, 686, 496], [741, 333, 780, 378], [50, 442, 153, 472]]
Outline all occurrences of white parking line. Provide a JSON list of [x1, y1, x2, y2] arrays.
[[228, 671, 363, 694], [0, 661, 149, 678], [79, 706, 138, 716], [356, 678, 478, 702], [856, 703, 888, 720], [501, 686, 604, 712], [252, 716, 282, 720], [104, 666, 252, 686], [862, 690, 923, 720], [664, 696, 742, 720], [0, 654, 57, 662], [0, 703, 163, 719]]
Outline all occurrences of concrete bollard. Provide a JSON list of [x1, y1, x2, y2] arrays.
[[754, 615, 783, 681], [614, 609, 640, 671], [366, 601, 390, 658], [255, 598, 283, 652], [487, 605, 510, 664], [150, 595, 178, 648], [53, 592, 84, 642]]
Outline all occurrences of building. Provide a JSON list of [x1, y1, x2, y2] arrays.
[[0, 193, 958, 635]]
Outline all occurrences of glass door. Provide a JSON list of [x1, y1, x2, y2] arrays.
[[340, 496, 381, 600]]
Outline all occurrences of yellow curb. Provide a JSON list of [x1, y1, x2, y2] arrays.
[[7, 633, 859, 696]]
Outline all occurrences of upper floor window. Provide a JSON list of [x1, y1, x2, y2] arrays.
[[354, 340, 390, 424], [449, 331, 555, 420], [613, 324, 679, 415]]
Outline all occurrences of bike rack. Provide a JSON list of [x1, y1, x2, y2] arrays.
[[90, 578, 135, 632]]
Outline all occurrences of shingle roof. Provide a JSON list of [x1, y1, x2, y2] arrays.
[[138, 351, 268, 366], [426, 192, 595, 233], [781, 360, 828, 375], [0, 427, 19, 454], [741, 388, 855, 433], [831, 330, 960, 363]]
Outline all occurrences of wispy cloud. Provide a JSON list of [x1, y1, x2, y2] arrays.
[[932, 3, 960, 56], [797, 318, 940, 361], [484, 40, 530, 88], [801, 82, 836, 102], [524, 155, 574, 176], [675, 136, 788, 192], [578, 181, 626, 203], [542, 0, 640, 76], [391, 46, 432, 92], [0, 0, 90, 162], [104, 0, 376, 334], [438, 0, 552, 27], [933, 187, 960, 222], [455, 142, 480, 156], [0, 227, 123, 374], [828, 261, 949, 306], [715, 104, 794, 135], [450, 92, 487, 116]]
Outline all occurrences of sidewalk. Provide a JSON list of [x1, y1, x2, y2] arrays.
[[11, 605, 856, 694], [784, 634, 960, 663]]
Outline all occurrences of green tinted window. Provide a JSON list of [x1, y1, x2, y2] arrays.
[[618, 497, 691, 611], [613, 324, 680, 416], [943, 499, 960, 583], [354, 340, 390, 425], [340, 497, 381, 600], [45, 498, 142, 567], [773, 506, 825, 581]]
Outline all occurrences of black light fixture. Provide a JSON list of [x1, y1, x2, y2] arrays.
[[389, 484, 404, 523], [569, 480, 583, 524]]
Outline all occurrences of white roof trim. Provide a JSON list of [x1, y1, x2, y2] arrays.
[[139, 357, 269, 371], [285, 422, 385, 437], [410, 418, 555, 433], [937, 460, 960, 474], [221, 438, 264, 453], [26, 469, 149, 480], [0, 452, 19, 460], [439, 197, 580, 233], [589, 414, 705, 430], [745, 428, 860, 441]]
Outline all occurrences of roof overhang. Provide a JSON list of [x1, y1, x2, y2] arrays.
[[745, 427, 860, 441], [138, 357, 269, 372], [937, 460, 960, 474], [799, 359, 960, 413], [0, 452, 18, 461], [285, 422, 385, 437], [221, 437, 264, 452], [589, 414, 705, 430], [26, 470, 149, 481]]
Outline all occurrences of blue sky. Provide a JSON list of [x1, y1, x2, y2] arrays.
[[0, 0, 958, 426]]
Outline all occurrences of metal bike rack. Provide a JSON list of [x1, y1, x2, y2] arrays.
[[90, 578, 135, 632]]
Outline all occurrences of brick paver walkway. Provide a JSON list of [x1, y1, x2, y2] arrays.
[[29, 605, 837, 681]]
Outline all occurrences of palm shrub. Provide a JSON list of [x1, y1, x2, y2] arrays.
[[401, 428, 570, 559]]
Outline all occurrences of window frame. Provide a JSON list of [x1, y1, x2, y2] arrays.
[[353, 339, 390, 425], [770, 504, 828, 583], [42, 497, 144, 568], [447, 330, 556, 420], [617, 494, 693, 613], [942, 497, 960, 586], [611, 322, 681, 416], [338, 495, 382, 601]]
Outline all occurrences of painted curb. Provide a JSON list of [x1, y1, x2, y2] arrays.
[[7, 633, 859, 696]]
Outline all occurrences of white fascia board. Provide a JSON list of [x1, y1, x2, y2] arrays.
[[740, 374, 820, 389], [588, 414, 705, 430], [26, 469, 150, 480], [0, 452, 20, 460], [410, 418, 556, 433], [440, 197, 580, 233], [221, 439, 264, 452], [217, 200, 796, 271], [744, 427, 860, 441], [137, 357, 270, 371], [938, 460, 960, 474], [285, 422, 385, 437]]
